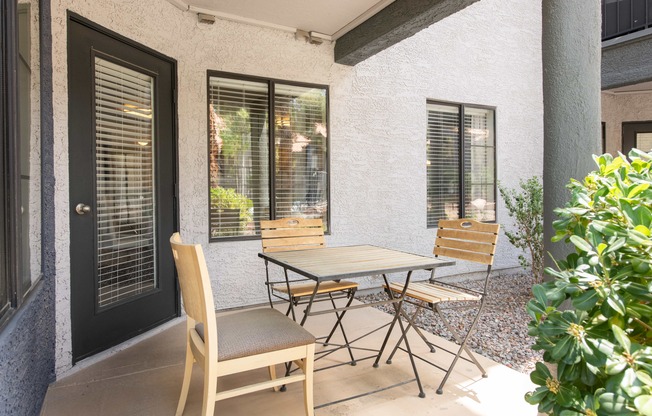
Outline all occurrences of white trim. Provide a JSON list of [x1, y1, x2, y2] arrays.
[[187, 4, 332, 41], [165, 0, 189, 12]]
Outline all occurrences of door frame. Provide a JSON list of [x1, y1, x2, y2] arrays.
[[67, 12, 180, 362]]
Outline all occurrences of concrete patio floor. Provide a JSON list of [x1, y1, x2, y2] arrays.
[[41, 300, 540, 415]]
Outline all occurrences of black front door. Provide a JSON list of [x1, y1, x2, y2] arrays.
[[622, 121, 652, 155], [68, 16, 178, 362]]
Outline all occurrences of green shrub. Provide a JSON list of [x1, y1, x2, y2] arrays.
[[499, 176, 544, 282], [210, 187, 253, 233], [525, 150, 652, 416]]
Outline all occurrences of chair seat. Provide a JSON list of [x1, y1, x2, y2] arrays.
[[196, 308, 316, 361], [386, 281, 480, 304], [274, 280, 358, 298]]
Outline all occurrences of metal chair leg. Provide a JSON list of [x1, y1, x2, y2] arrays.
[[386, 305, 434, 364], [322, 291, 357, 365], [435, 298, 487, 395]]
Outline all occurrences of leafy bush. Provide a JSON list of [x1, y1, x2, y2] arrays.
[[210, 187, 253, 232], [525, 150, 652, 415], [499, 176, 544, 282]]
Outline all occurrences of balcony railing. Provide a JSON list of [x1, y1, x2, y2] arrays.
[[603, 0, 652, 41]]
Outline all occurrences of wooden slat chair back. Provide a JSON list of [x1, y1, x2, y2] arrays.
[[260, 217, 325, 253], [385, 219, 500, 395], [260, 218, 359, 363], [433, 219, 499, 266], [170, 233, 315, 416]]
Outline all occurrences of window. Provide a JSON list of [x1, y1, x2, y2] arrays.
[[0, 0, 40, 324], [426, 101, 496, 226], [208, 72, 329, 240]]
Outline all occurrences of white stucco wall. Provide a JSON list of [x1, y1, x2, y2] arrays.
[[51, 0, 543, 374], [601, 91, 652, 153]]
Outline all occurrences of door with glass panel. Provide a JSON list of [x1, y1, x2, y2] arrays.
[[622, 121, 652, 155], [68, 18, 178, 362]]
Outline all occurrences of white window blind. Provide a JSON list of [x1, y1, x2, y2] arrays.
[[94, 57, 157, 308], [208, 77, 270, 238], [274, 84, 328, 228], [426, 103, 460, 226], [426, 102, 496, 226]]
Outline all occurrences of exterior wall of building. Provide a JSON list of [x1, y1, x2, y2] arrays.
[[0, 0, 55, 414], [602, 91, 652, 154], [50, 0, 543, 374], [0, 281, 55, 415]]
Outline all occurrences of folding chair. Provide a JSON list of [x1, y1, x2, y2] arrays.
[[170, 233, 316, 416], [385, 219, 500, 394], [260, 218, 358, 362]]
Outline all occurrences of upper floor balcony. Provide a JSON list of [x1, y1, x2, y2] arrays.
[[603, 0, 652, 41]]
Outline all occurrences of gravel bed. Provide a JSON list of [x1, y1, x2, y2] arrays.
[[358, 272, 543, 374]]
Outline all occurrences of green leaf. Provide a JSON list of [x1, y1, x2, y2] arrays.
[[570, 235, 593, 253], [635, 395, 652, 416], [533, 284, 547, 306], [605, 237, 627, 254], [572, 289, 599, 311], [530, 363, 551, 386], [525, 386, 550, 404], [637, 371, 652, 387], [607, 294, 627, 316], [598, 392, 636, 414], [556, 384, 581, 407], [612, 325, 631, 352], [628, 182, 650, 198]]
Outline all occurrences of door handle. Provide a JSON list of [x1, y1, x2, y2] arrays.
[[75, 203, 91, 215]]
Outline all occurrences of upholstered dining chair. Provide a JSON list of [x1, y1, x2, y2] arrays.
[[385, 219, 500, 394], [170, 233, 316, 416], [260, 218, 358, 360]]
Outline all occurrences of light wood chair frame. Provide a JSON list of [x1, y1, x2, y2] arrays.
[[260, 217, 359, 363], [170, 233, 315, 416], [384, 219, 500, 395]]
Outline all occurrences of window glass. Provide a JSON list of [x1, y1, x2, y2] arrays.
[[464, 107, 495, 222], [426, 103, 460, 226], [274, 84, 328, 229], [209, 77, 270, 238], [426, 102, 496, 225], [207, 74, 329, 239]]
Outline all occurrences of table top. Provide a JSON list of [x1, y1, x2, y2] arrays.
[[258, 245, 455, 281]]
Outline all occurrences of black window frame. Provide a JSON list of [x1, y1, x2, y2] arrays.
[[206, 70, 331, 242], [0, 0, 26, 327], [426, 99, 498, 228]]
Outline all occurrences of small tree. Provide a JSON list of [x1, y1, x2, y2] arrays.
[[499, 176, 544, 282], [525, 150, 652, 415]]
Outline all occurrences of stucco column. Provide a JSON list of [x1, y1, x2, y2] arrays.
[[542, 0, 602, 267]]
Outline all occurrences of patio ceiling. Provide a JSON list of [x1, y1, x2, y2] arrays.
[[167, 0, 482, 66], [169, 0, 395, 41]]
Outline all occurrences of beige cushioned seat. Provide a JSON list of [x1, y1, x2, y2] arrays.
[[196, 308, 316, 361]]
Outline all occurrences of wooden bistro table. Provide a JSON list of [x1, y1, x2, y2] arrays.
[[258, 244, 455, 403]]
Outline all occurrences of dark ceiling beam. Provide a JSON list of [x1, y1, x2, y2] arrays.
[[335, 0, 481, 66]]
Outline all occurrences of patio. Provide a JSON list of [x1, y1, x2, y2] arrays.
[[41, 300, 539, 415]]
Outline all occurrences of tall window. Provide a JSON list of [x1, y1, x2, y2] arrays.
[[1, 0, 40, 324], [208, 73, 329, 240], [426, 101, 496, 226]]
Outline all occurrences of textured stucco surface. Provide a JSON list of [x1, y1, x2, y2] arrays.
[[542, 1, 602, 265], [51, 0, 543, 374], [0, 282, 55, 416], [602, 92, 652, 153], [603, 33, 652, 90]]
